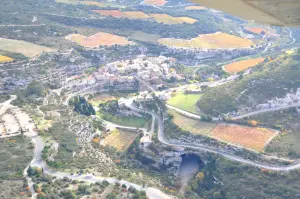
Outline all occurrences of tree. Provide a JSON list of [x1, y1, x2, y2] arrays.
[[248, 120, 258, 127], [37, 193, 46, 199], [61, 190, 76, 199], [106, 193, 117, 199], [27, 166, 35, 177], [78, 184, 89, 194], [196, 172, 205, 181]]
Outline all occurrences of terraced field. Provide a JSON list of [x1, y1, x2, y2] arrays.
[[65, 32, 134, 48], [158, 32, 254, 49], [101, 129, 139, 152], [224, 57, 265, 73], [0, 38, 55, 58]]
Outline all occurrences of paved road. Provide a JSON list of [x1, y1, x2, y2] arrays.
[[124, 99, 300, 172], [28, 133, 173, 199], [231, 103, 300, 120], [0, 95, 173, 199]]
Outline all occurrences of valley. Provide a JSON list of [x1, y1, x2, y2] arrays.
[[1, 0, 300, 199]]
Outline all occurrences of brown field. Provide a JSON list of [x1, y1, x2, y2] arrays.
[[102, 129, 139, 152], [224, 57, 265, 73], [185, 6, 207, 10], [149, 14, 197, 24], [0, 55, 13, 63], [144, 0, 167, 6], [0, 38, 55, 58], [158, 32, 254, 49], [211, 124, 278, 151], [65, 32, 134, 48], [246, 27, 268, 35]]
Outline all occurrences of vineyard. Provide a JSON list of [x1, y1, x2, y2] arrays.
[[158, 32, 254, 49], [65, 32, 134, 48], [224, 57, 265, 73], [210, 124, 278, 151]]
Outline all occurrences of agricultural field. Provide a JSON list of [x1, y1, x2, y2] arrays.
[[123, 11, 151, 19], [65, 32, 134, 48], [144, 0, 167, 6], [93, 10, 123, 17], [88, 94, 117, 106], [0, 38, 55, 58], [210, 124, 278, 151], [94, 10, 196, 25], [0, 55, 13, 63], [224, 57, 265, 73], [55, 0, 112, 7], [245, 27, 268, 35], [243, 108, 300, 158], [158, 32, 254, 49], [149, 14, 198, 24], [167, 92, 202, 114], [93, 10, 150, 19], [129, 31, 161, 42], [170, 110, 216, 135], [101, 129, 139, 152], [185, 6, 207, 10], [97, 111, 150, 129]]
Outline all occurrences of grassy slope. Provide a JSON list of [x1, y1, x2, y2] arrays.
[[170, 110, 215, 136], [167, 92, 202, 114], [97, 111, 151, 129], [198, 56, 300, 116]]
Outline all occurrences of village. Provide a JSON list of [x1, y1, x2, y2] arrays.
[[65, 55, 185, 92]]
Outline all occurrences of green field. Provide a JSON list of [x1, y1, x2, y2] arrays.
[[0, 37, 55, 58], [97, 111, 151, 129], [170, 110, 216, 135], [130, 31, 161, 42], [167, 92, 202, 114]]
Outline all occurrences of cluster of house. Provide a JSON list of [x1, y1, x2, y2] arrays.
[[65, 56, 184, 91], [0, 76, 33, 94]]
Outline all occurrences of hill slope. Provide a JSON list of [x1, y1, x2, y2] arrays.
[[198, 52, 300, 116]]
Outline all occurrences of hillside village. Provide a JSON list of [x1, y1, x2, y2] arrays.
[[1, 0, 300, 199], [65, 56, 184, 92]]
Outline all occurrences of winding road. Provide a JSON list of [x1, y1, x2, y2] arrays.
[[0, 95, 174, 199], [123, 98, 300, 172]]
